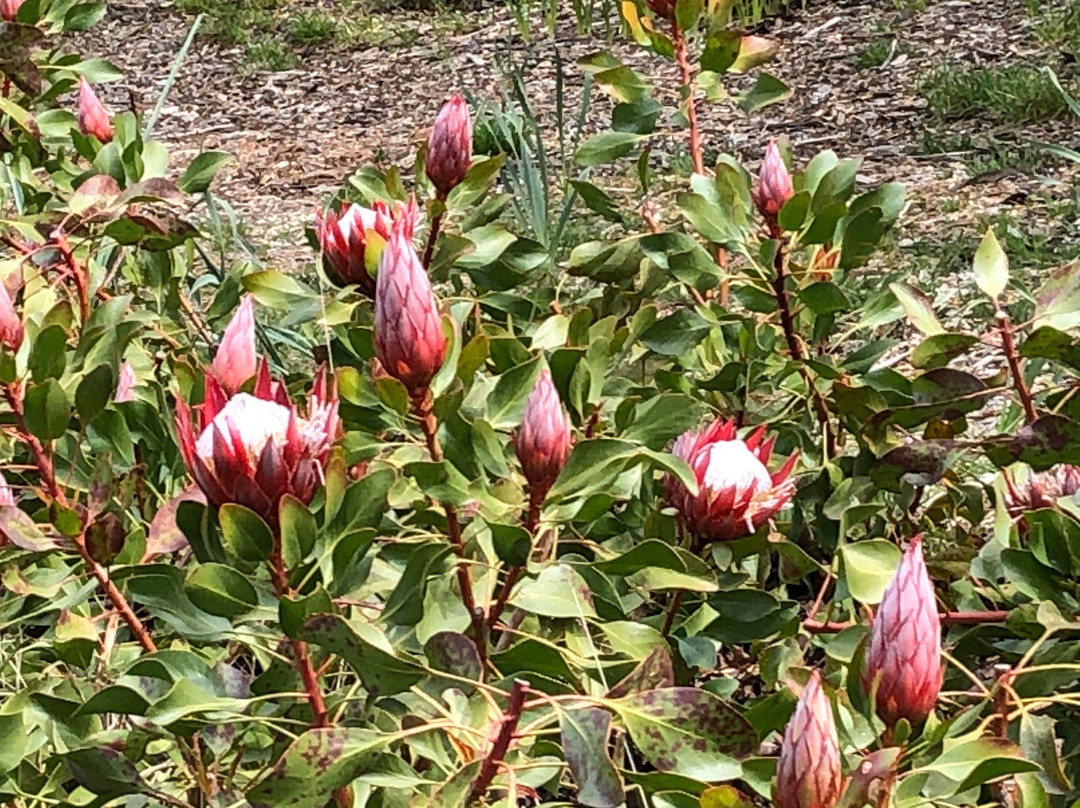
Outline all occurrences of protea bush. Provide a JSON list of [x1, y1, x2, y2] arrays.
[[2, 2, 1078, 807]]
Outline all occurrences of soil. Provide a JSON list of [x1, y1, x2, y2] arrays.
[[71, 0, 1080, 271]]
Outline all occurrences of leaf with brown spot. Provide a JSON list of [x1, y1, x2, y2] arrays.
[[424, 631, 482, 684], [606, 645, 674, 699], [561, 707, 624, 807]]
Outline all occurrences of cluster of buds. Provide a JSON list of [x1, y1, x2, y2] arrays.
[[0, 279, 22, 354], [513, 369, 573, 500], [374, 218, 447, 395], [753, 141, 794, 224], [1002, 464, 1080, 519], [1, 0, 24, 21], [425, 95, 472, 199], [665, 417, 797, 545], [210, 294, 257, 395], [862, 536, 943, 728], [774, 671, 844, 808], [315, 197, 417, 296], [176, 359, 339, 527], [77, 78, 113, 144]]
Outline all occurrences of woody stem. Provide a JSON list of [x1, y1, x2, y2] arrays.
[[411, 389, 485, 667], [466, 678, 528, 805], [996, 306, 1037, 423], [671, 20, 704, 177], [422, 192, 447, 269]]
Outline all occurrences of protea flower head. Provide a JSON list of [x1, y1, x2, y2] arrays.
[[513, 368, 573, 498], [665, 417, 797, 545], [0, 281, 22, 353], [77, 78, 113, 143], [176, 359, 340, 527], [115, 361, 137, 403], [316, 197, 418, 295], [0, 471, 15, 507], [374, 218, 446, 395], [753, 141, 794, 221], [1, 0, 25, 21], [1002, 464, 1080, 519], [211, 294, 257, 395], [862, 536, 943, 728], [774, 671, 844, 808], [425, 95, 472, 197]]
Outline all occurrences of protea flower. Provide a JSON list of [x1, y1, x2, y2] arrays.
[[114, 361, 138, 403], [665, 417, 797, 545], [175, 360, 339, 527], [210, 295, 257, 395], [1, 0, 25, 21], [0, 471, 15, 507], [316, 198, 417, 295], [862, 536, 943, 728], [753, 141, 794, 221], [373, 219, 446, 395], [77, 78, 113, 143], [425, 95, 472, 197], [774, 671, 844, 808], [513, 369, 573, 498], [1002, 464, 1080, 519], [0, 281, 22, 353]]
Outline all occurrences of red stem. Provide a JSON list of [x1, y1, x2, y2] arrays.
[[660, 590, 685, 637], [466, 678, 528, 805], [671, 21, 704, 176], [422, 193, 446, 269], [53, 231, 91, 325], [411, 390, 485, 666], [996, 307, 1037, 424], [803, 610, 1010, 634]]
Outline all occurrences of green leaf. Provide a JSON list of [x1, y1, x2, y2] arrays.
[[484, 356, 541, 429], [62, 747, 147, 796], [640, 308, 711, 356], [889, 283, 944, 336], [23, 378, 70, 440], [839, 540, 901, 604], [301, 614, 425, 697], [920, 736, 1040, 797], [279, 494, 317, 570], [218, 503, 273, 564], [178, 150, 232, 194], [610, 688, 757, 781], [185, 563, 258, 618], [75, 364, 115, 423], [382, 541, 453, 626], [736, 72, 791, 113], [280, 587, 333, 639], [510, 564, 598, 618], [561, 707, 624, 808], [1035, 261, 1080, 331], [674, 0, 702, 31], [973, 228, 1008, 299], [28, 324, 67, 382], [424, 631, 482, 683], [575, 131, 647, 167], [910, 333, 977, 370]]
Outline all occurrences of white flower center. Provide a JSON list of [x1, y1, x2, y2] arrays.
[[337, 206, 377, 240], [195, 393, 294, 463], [701, 439, 772, 498]]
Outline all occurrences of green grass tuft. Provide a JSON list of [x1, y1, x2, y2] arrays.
[[919, 64, 1071, 124]]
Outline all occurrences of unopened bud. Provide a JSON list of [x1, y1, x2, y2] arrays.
[[513, 369, 573, 498], [77, 78, 113, 143], [1, 0, 25, 21], [211, 295, 257, 395], [753, 141, 794, 221], [425, 95, 472, 197], [0, 281, 23, 353], [774, 671, 844, 808]]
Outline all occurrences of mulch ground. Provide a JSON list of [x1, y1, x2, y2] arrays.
[[72, 0, 1080, 272]]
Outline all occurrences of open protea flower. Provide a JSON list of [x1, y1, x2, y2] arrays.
[[774, 671, 844, 808], [425, 95, 472, 197], [210, 295, 257, 395], [513, 369, 573, 499], [665, 417, 797, 544], [753, 141, 794, 221], [176, 360, 339, 526], [77, 78, 113, 143], [315, 197, 417, 295], [1002, 464, 1080, 519], [862, 536, 943, 728], [0, 280, 22, 353], [374, 218, 446, 395]]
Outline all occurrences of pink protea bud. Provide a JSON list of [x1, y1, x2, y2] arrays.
[[753, 141, 794, 221], [77, 78, 113, 143], [425, 95, 472, 197], [513, 369, 573, 497], [0, 281, 22, 353], [115, 361, 137, 403], [316, 198, 419, 295], [0, 471, 15, 507], [1002, 464, 1080, 519], [1, 0, 25, 21], [774, 671, 844, 808], [862, 536, 943, 728], [374, 219, 446, 394], [175, 365, 340, 527], [665, 417, 797, 545], [211, 295, 257, 395]]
